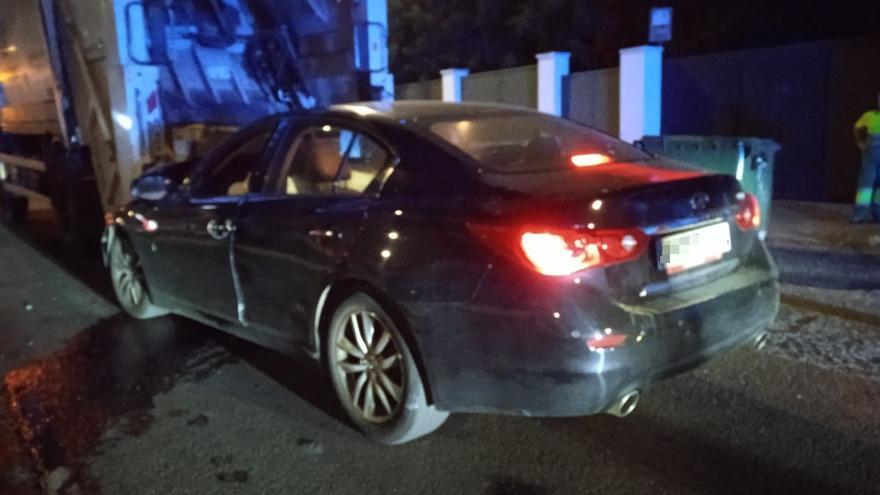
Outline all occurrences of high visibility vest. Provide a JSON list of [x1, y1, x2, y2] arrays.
[[855, 110, 880, 136]]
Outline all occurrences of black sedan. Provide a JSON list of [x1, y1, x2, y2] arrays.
[[103, 101, 779, 444]]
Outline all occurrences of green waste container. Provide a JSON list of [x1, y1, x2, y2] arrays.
[[640, 136, 780, 236]]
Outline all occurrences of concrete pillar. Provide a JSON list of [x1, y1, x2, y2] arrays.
[[536, 51, 570, 116], [619, 45, 663, 143], [440, 68, 469, 102]]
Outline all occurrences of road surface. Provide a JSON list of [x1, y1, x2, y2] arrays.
[[1, 202, 878, 494]]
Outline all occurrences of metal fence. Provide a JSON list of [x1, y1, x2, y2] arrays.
[[463, 65, 537, 108], [396, 79, 442, 101], [396, 65, 621, 136], [565, 67, 619, 136]]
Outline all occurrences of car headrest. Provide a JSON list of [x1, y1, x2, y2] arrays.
[[310, 139, 351, 182], [523, 136, 562, 162]]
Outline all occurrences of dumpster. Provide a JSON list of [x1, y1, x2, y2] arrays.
[[640, 136, 780, 236]]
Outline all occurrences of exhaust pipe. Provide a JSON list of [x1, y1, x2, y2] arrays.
[[605, 390, 640, 417], [753, 332, 769, 351]]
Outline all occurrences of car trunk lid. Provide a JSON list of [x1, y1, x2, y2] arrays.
[[473, 160, 753, 300]]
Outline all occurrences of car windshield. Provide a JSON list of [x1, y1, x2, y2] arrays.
[[429, 113, 651, 173]]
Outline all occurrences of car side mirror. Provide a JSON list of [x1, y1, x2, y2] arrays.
[[131, 174, 175, 201]]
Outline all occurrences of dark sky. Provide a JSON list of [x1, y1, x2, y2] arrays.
[[389, 0, 880, 82]]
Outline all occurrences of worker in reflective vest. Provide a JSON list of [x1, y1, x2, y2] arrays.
[[853, 94, 880, 223]]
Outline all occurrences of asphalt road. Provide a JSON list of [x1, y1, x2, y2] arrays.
[[1, 203, 879, 495]]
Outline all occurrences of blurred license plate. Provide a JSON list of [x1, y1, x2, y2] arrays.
[[659, 222, 732, 274]]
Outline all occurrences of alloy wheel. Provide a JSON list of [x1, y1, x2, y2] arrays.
[[332, 310, 406, 424], [111, 240, 147, 310]]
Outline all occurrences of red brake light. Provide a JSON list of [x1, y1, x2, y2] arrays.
[[571, 153, 612, 168], [521, 232, 601, 276], [735, 193, 761, 230], [468, 224, 648, 277]]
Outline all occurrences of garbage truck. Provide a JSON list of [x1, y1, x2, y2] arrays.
[[0, 0, 393, 245]]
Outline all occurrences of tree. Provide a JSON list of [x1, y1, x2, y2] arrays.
[[388, 0, 880, 84], [388, 0, 604, 82]]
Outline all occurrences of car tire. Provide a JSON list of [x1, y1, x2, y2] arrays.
[[325, 292, 448, 444], [108, 235, 168, 319]]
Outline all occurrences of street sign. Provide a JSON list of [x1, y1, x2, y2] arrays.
[[649, 7, 673, 44]]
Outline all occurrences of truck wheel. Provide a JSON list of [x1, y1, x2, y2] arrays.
[[325, 292, 448, 444], [0, 189, 28, 225], [109, 235, 168, 319]]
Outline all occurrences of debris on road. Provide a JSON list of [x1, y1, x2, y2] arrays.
[[45, 466, 72, 495], [296, 438, 325, 455]]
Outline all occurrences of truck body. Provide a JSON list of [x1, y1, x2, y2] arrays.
[[0, 0, 392, 242]]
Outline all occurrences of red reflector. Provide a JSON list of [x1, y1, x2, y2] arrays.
[[146, 90, 159, 113], [571, 153, 612, 168], [588, 333, 628, 349], [735, 193, 761, 230]]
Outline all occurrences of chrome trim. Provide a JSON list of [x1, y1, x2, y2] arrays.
[[605, 390, 640, 417], [229, 197, 248, 326], [308, 284, 334, 359], [101, 225, 116, 267], [641, 212, 731, 237], [374, 156, 400, 198]]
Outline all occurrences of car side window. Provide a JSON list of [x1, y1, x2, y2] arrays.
[[194, 128, 274, 197], [277, 125, 389, 196]]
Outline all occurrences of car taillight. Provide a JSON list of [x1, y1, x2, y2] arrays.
[[468, 224, 648, 277], [735, 192, 761, 230], [520, 231, 601, 275]]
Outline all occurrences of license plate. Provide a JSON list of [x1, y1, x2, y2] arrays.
[[659, 221, 732, 274]]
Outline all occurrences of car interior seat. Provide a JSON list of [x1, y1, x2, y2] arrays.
[[523, 135, 562, 164]]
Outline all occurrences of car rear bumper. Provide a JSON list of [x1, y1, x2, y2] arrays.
[[407, 263, 779, 417]]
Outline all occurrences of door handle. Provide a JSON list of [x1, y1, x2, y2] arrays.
[[207, 218, 236, 240]]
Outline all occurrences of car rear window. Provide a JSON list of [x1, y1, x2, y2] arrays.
[[429, 113, 650, 173]]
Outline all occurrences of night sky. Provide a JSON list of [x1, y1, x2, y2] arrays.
[[389, 0, 880, 83]]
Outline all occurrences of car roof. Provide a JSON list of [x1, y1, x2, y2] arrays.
[[328, 100, 540, 123]]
